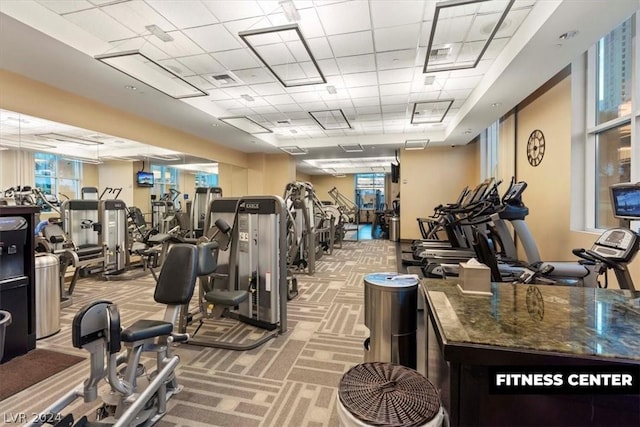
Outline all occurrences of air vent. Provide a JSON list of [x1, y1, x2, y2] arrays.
[[276, 120, 291, 125], [210, 71, 243, 87], [280, 146, 308, 155], [429, 47, 451, 58], [339, 144, 364, 153]]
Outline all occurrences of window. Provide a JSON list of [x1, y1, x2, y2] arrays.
[[34, 152, 82, 209], [481, 120, 499, 180], [586, 14, 638, 229], [355, 173, 385, 211], [195, 172, 219, 187], [151, 164, 180, 205]]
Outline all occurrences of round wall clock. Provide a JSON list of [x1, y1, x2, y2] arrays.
[[527, 129, 545, 167]]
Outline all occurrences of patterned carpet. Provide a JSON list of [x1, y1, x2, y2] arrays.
[[0, 239, 397, 426]]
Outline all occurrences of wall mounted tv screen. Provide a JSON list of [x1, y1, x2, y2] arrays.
[[136, 171, 154, 187], [391, 163, 400, 183], [610, 184, 640, 220]]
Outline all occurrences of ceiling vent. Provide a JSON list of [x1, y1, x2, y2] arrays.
[[210, 71, 243, 87], [276, 120, 291, 126], [339, 144, 364, 153], [280, 146, 308, 155], [429, 47, 451, 58]]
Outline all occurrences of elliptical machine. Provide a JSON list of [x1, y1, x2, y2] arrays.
[[28, 243, 204, 427]]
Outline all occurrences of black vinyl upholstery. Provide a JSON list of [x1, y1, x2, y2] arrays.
[[472, 228, 503, 282], [121, 319, 173, 342], [204, 289, 249, 306], [154, 244, 198, 305], [72, 300, 120, 353], [197, 242, 219, 276]]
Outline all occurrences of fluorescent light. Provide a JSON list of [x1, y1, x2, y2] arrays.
[[339, 144, 364, 153], [95, 50, 207, 99], [280, 146, 308, 155], [405, 139, 430, 150], [309, 109, 351, 130], [62, 157, 103, 165], [411, 100, 454, 124], [423, 0, 515, 73], [145, 24, 173, 42], [239, 24, 326, 87], [36, 132, 103, 146], [241, 94, 255, 102], [219, 116, 272, 134], [279, 0, 300, 22]]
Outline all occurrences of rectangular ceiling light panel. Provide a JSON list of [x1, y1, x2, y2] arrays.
[[280, 146, 308, 155], [219, 116, 272, 134], [239, 24, 326, 87], [95, 50, 207, 99], [339, 144, 364, 153], [411, 100, 454, 124], [309, 109, 351, 130], [423, 0, 515, 73], [405, 139, 430, 150], [36, 132, 104, 146]]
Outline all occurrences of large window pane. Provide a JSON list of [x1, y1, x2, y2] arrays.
[[595, 123, 631, 228], [596, 17, 634, 124]]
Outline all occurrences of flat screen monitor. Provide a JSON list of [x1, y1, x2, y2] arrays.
[[610, 183, 640, 220], [136, 171, 154, 187], [391, 163, 400, 183]]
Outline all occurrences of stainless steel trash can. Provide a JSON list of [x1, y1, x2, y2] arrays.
[[0, 310, 11, 362], [364, 273, 418, 369], [389, 216, 400, 242], [35, 253, 61, 339]]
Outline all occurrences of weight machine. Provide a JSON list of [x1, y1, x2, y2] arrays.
[[328, 186, 360, 241]]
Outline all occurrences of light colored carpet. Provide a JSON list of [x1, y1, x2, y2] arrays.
[[0, 239, 397, 427]]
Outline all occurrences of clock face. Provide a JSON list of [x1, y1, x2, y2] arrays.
[[527, 129, 545, 167]]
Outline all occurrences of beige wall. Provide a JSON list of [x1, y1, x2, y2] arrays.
[[82, 164, 99, 188], [218, 163, 249, 197], [400, 144, 479, 240], [296, 171, 311, 182], [0, 149, 34, 190], [263, 154, 296, 196], [0, 70, 247, 168], [311, 174, 356, 204], [223, 153, 295, 197], [98, 161, 134, 206]]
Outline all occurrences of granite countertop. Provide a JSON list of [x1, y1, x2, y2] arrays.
[[421, 279, 640, 361]]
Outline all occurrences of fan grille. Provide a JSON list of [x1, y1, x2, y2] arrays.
[[338, 362, 440, 426]]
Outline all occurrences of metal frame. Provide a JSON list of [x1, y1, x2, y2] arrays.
[[95, 50, 207, 99], [239, 24, 326, 88], [219, 116, 273, 134], [309, 109, 352, 130], [422, 0, 515, 73], [411, 100, 454, 124]]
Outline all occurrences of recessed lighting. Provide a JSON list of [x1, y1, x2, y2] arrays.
[[424, 76, 436, 86], [125, 85, 137, 91], [392, 58, 399, 63], [464, 130, 472, 134], [326, 85, 337, 94], [491, 102, 501, 107], [559, 31, 578, 40], [211, 123, 219, 127], [241, 94, 255, 102]]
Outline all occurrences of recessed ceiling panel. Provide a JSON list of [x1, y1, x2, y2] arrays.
[[309, 109, 351, 130], [423, 0, 515, 73], [239, 24, 326, 87], [280, 146, 308, 155], [95, 50, 207, 99], [219, 116, 272, 134], [411, 100, 454, 124], [405, 139, 430, 150]]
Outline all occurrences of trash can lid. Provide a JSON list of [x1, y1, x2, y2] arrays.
[[365, 273, 419, 288], [339, 362, 440, 426]]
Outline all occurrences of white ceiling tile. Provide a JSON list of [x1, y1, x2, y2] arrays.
[[374, 24, 420, 52], [371, 0, 426, 28], [440, 88, 472, 100], [298, 101, 328, 110], [157, 58, 193, 76], [207, 89, 233, 101], [251, 82, 286, 96], [177, 54, 225, 75], [378, 68, 414, 85], [264, 94, 296, 105], [64, 8, 137, 42], [297, 8, 326, 38], [39, 0, 93, 14], [150, 31, 204, 57], [183, 24, 241, 53], [442, 76, 482, 91], [112, 37, 169, 60], [307, 37, 333, 60], [316, 0, 370, 35], [348, 85, 379, 99], [381, 104, 407, 113], [262, 112, 289, 122], [287, 112, 312, 120], [102, 1, 176, 35], [317, 58, 340, 76], [277, 104, 304, 112], [184, 75, 214, 90], [222, 85, 257, 98], [433, 15, 474, 45], [218, 99, 244, 109], [252, 43, 296, 65], [448, 59, 492, 78], [376, 49, 417, 70], [379, 82, 411, 96], [286, 84, 320, 93], [324, 99, 354, 109], [291, 92, 322, 103], [482, 37, 510, 61], [203, 0, 265, 22], [226, 107, 255, 116], [213, 49, 260, 70], [231, 68, 276, 84], [342, 72, 378, 88], [419, 21, 433, 47], [336, 55, 376, 74], [328, 31, 373, 57], [380, 94, 409, 105], [355, 106, 381, 115], [351, 97, 380, 107], [147, 0, 218, 29], [408, 91, 441, 103], [324, 75, 345, 89], [223, 16, 265, 41], [251, 105, 279, 114], [357, 113, 382, 121]]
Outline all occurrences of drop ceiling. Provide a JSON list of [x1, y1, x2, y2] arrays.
[[0, 0, 638, 175]]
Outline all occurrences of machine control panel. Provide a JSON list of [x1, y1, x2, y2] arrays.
[[591, 228, 639, 262]]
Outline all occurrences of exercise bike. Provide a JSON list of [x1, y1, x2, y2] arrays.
[[28, 242, 211, 427]]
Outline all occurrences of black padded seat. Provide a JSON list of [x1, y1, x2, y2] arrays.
[[204, 290, 249, 306], [121, 319, 173, 342]]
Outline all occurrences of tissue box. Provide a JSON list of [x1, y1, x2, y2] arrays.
[[458, 261, 491, 295]]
